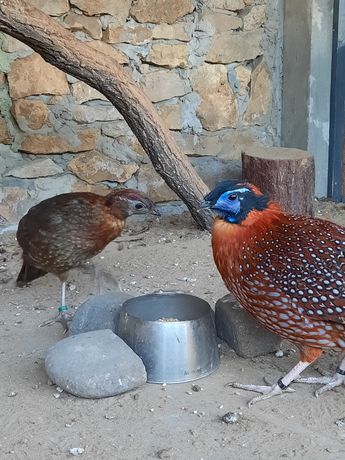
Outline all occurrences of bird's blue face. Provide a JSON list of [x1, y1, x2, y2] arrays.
[[201, 180, 269, 224]]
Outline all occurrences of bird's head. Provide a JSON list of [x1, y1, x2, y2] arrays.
[[201, 180, 269, 224], [106, 188, 160, 218]]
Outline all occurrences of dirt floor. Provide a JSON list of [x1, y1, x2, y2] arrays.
[[1, 199, 345, 460]]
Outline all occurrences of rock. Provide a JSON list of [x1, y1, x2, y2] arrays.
[[130, 0, 194, 24], [200, 11, 242, 33], [69, 448, 85, 456], [34, 174, 80, 202], [0, 72, 5, 86], [152, 23, 192, 41], [0, 147, 22, 175], [145, 43, 189, 69], [6, 159, 63, 179], [70, 177, 108, 195], [190, 63, 238, 130], [70, 106, 123, 123], [172, 131, 195, 155], [0, 117, 12, 144], [86, 41, 129, 64], [101, 136, 141, 164], [64, 12, 102, 39], [101, 121, 129, 138], [70, 0, 131, 20], [11, 99, 50, 131], [0, 186, 28, 223], [45, 329, 147, 398], [171, 128, 263, 159], [8, 53, 69, 99], [71, 81, 108, 103], [221, 412, 241, 424], [156, 101, 183, 130], [20, 129, 99, 154], [206, 30, 263, 64], [142, 69, 190, 103], [190, 156, 241, 189], [69, 292, 132, 335], [31, 0, 70, 16], [2, 34, 32, 53], [104, 24, 152, 45], [49, 95, 65, 104], [200, 128, 263, 159], [234, 65, 251, 96], [207, 0, 245, 10], [245, 60, 272, 124], [67, 150, 138, 184], [243, 4, 266, 31], [138, 164, 178, 202], [215, 295, 281, 358]]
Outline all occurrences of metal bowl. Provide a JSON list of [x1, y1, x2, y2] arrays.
[[117, 292, 219, 383]]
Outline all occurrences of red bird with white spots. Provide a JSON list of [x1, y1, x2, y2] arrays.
[[202, 180, 345, 405]]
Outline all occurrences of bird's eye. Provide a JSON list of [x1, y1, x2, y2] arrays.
[[228, 194, 237, 201], [135, 203, 144, 210]]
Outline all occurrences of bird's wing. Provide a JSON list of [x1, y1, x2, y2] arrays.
[[256, 216, 345, 324], [17, 193, 111, 258]]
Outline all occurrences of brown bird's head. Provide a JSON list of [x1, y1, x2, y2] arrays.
[[105, 188, 160, 218], [201, 180, 269, 224]]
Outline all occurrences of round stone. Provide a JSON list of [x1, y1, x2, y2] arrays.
[[69, 291, 132, 336], [45, 329, 147, 398]]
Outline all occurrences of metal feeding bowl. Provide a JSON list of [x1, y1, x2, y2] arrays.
[[117, 292, 220, 384]]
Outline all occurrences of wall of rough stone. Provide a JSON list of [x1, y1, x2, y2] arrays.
[[0, 0, 282, 222]]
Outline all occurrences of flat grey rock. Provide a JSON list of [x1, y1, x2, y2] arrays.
[[215, 295, 281, 358], [69, 292, 132, 336], [45, 329, 147, 398]]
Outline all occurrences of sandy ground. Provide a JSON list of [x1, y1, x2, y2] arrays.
[[1, 200, 345, 460]]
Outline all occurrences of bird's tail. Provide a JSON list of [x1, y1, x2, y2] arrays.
[[16, 262, 47, 287]]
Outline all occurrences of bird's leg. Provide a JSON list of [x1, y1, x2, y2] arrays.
[[58, 280, 74, 330], [39, 279, 73, 333], [295, 356, 345, 397], [228, 346, 323, 406], [61, 280, 66, 306]]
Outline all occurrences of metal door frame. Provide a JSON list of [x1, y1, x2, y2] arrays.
[[328, 0, 345, 201]]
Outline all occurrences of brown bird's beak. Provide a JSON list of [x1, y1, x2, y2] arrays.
[[151, 206, 161, 217]]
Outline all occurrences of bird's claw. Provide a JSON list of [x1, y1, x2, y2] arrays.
[[39, 309, 73, 333], [295, 373, 345, 397], [227, 382, 295, 406]]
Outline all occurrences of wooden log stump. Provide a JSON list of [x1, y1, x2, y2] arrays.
[[242, 147, 315, 216]]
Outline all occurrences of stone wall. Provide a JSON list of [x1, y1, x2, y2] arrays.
[[0, 0, 282, 222]]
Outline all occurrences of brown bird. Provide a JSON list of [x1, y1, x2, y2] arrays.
[[16, 188, 159, 330], [202, 180, 345, 405]]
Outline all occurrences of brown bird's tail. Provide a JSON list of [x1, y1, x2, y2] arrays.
[[16, 262, 47, 287]]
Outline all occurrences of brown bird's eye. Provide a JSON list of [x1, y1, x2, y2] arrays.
[[228, 194, 237, 201], [135, 203, 144, 209]]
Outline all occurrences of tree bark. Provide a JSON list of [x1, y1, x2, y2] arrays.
[[0, 0, 213, 230], [242, 147, 315, 216]]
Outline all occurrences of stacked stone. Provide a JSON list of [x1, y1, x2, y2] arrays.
[[0, 0, 278, 221]]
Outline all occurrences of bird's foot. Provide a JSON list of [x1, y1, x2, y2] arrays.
[[39, 306, 73, 334], [295, 371, 345, 397], [227, 381, 295, 406]]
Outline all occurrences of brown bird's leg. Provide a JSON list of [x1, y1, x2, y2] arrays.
[[39, 276, 73, 333], [295, 355, 345, 397], [228, 346, 323, 406]]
